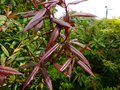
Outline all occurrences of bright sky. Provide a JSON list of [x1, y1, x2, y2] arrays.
[[56, 0, 120, 19]]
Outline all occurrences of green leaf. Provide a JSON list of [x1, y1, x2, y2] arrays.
[[0, 53, 6, 66], [0, 44, 10, 57]]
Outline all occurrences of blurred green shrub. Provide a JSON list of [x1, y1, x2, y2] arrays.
[[70, 18, 120, 90]]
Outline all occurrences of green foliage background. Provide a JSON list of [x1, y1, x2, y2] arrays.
[[0, 1, 120, 90], [0, 0, 35, 14], [71, 18, 120, 90]]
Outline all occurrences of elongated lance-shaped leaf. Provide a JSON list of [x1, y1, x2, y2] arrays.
[[70, 41, 91, 51], [40, 1, 58, 9], [19, 16, 45, 32], [19, 62, 37, 69], [34, 21, 43, 34], [35, 21, 43, 29], [23, 12, 37, 18], [52, 18, 72, 28], [53, 63, 70, 78], [60, 58, 72, 72], [68, 59, 75, 80], [19, 8, 46, 32], [0, 75, 6, 85], [22, 65, 39, 90], [68, 0, 88, 6], [40, 43, 60, 62], [53, 63, 62, 71], [77, 60, 94, 76], [17, 11, 37, 18], [0, 44, 9, 57], [68, 64, 72, 80], [42, 67, 53, 90], [71, 13, 96, 17], [64, 43, 91, 68], [80, 44, 91, 52], [60, 33, 66, 40], [0, 66, 22, 76], [53, 46, 64, 63], [40, 1, 58, 5], [46, 26, 60, 51], [28, 8, 46, 24], [48, 2, 58, 9]]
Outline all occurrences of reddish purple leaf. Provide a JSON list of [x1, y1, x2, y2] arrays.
[[80, 44, 91, 52], [60, 58, 72, 72], [53, 63, 62, 71], [46, 26, 60, 51], [19, 16, 45, 33], [42, 67, 53, 90], [40, 1, 56, 5], [23, 12, 37, 18], [52, 18, 71, 28], [60, 33, 66, 40], [68, 64, 72, 80], [19, 62, 37, 69], [34, 21, 43, 34], [40, 43, 60, 62], [0, 75, 6, 85], [22, 65, 39, 90], [67, 59, 75, 80], [40, 1, 58, 9], [35, 21, 43, 29], [28, 8, 46, 24], [40, 0, 59, 5], [64, 43, 91, 68], [48, 2, 57, 9], [77, 60, 94, 76], [18, 10, 35, 15], [53, 46, 64, 62], [19, 8, 46, 32], [53, 63, 70, 77], [71, 13, 96, 17], [68, 0, 88, 5], [0, 66, 22, 76], [19, 11, 37, 18], [70, 41, 91, 51]]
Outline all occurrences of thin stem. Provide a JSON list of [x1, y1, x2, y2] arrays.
[[63, 0, 70, 22]]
